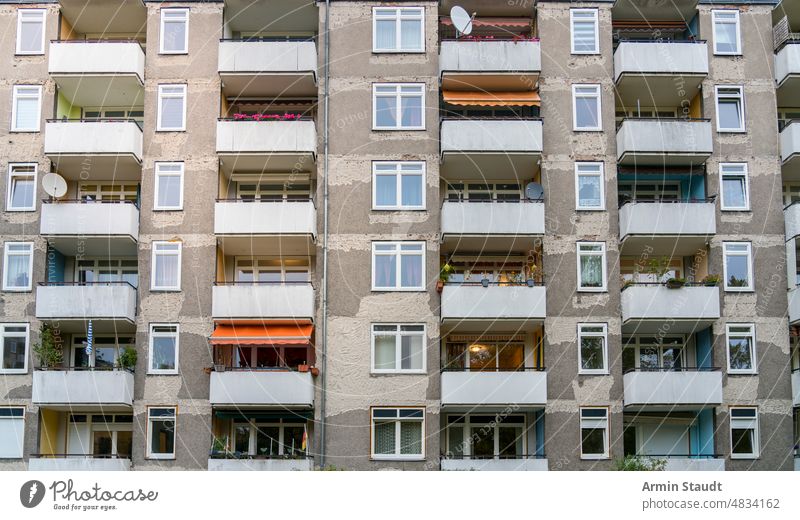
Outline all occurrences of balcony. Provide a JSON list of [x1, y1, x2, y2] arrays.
[[786, 202, 800, 241], [614, 41, 708, 106], [623, 369, 722, 408], [32, 369, 134, 408], [620, 284, 720, 333], [439, 40, 541, 91], [29, 456, 131, 471], [208, 457, 313, 471], [793, 369, 800, 407], [663, 457, 725, 471], [214, 200, 315, 255], [441, 369, 547, 408], [440, 284, 546, 331], [440, 456, 548, 471], [40, 201, 139, 256], [49, 41, 145, 107], [616, 119, 713, 166], [35, 283, 137, 331], [44, 120, 143, 179], [781, 120, 800, 180], [218, 39, 317, 97], [212, 282, 314, 321], [618, 200, 716, 255], [440, 118, 543, 180], [441, 200, 544, 252], [209, 370, 314, 407], [790, 287, 800, 325], [775, 41, 800, 103], [216, 119, 317, 175]]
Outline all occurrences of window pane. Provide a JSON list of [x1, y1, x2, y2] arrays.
[[2, 336, 26, 370], [400, 19, 421, 50], [4, 252, 30, 288], [471, 426, 494, 457], [375, 174, 397, 206], [498, 425, 524, 458], [731, 428, 754, 455], [374, 254, 396, 287], [94, 346, 116, 368], [157, 175, 181, 208], [575, 96, 599, 129], [715, 21, 738, 53], [723, 176, 746, 208], [256, 426, 280, 456], [15, 96, 38, 130], [374, 334, 396, 370], [374, 421, 396, 454], [573, 20, 597, 52], [283, 426, 305, 456], [117, 430, 132, 458], [234, 424, 249, 453], [400, 334, 423, 370], [400, 254, 422, 288], [400, 95, 422, 127], [580, 337, 604, 370], [155, 254, 179, 288], [581, 428, 605, 455], [399, 421, 422, 455], [160, 95, 184, 129], [401, 174, 422, 206], [10, 176, 34, 209], [580, 254, 603, 287], [725, 254, 749, 287], [375, 19, 396, 50], [163, 20, 187, 52], [152, 336, 176, 370], [728, 336, 753, 370], [718, 99, 741, 129], [149, 419, 175, 455], [375, 95, 397, 127], [20, 19, 43, 53], [578, 175, 601, 207]]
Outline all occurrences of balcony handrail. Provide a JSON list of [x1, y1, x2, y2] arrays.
[[440, 116, 543, 123], [628, 453, 723, 459], [441, 366, 546, 372], [615, 38, 707, 44], [35, 365, 135, 373], [440, 453, 546, 460], [792, 367, 800, 373], [620, 281, 712, 291], [616, 117, 711, 130], [443, 280, 545, 287], [784, 200, 800, 210], [213, 280, 312, 286], [217, 116, 315, 122], [623, 366, 721, 374], [51, 38, 144, 49], [211, 366, 309, 372], [46, 117, 144, 131], [441, 197, 543, 205], [216, 197, 315, 208], [41, 198, 139, 208], [619, 196, 716, 208], [38, 281, 138, 290], [439, 37, 539, 43], [30, 453, 131, 459], [209, 452, 312, 460], [219, 36, 316, 43]]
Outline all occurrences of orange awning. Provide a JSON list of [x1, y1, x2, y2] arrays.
[[440, 17, 531, 28], [442, 90, 540, 107], [210, 324, 313, 345]]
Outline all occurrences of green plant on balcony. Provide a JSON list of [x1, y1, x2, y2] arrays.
[[647, 256, 672, 282], [211, 435, 230, 458], [32, 323, 62, 369], [702, 274, 720, 287], [614, 455, 667, 471], [117, 347, 137, 371], [666, 277, 686, 289], [437, 262, 455, 293]]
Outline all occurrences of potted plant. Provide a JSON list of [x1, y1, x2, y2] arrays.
[[481, 271, 490, 287], [437, 262, 455, 293], [117, 346, 137, 371], [647, 256, 671, 283], [211, 435, 229, 458], [32, 323, 62, 369], [702, 274, 720, 287], [310, 366, 320, 377], [666, 277, 686, 289], [214, 362, 226, 372], [526, 263, 542, 287], [298, 362, 310, 373], [622, 278, 635, 290]]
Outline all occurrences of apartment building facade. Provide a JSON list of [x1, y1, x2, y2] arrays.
[[0, 0, 797, 471]]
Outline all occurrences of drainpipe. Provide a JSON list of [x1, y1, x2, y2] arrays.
[[319, 0, 331, 469]]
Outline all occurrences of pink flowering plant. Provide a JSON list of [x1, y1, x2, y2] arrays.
[[232, 113, 304, 121]]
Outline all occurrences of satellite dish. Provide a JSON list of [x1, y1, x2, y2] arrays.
[[451, 6, 473, 36], [42, 173, 67, 199], [525, 182, 544, 201]]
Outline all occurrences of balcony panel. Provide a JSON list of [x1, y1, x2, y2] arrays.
[[793, 370, 800, 407], [616, 119, 713, 166], [207, 458, 312, 471], [209, 371, 314, 407], [32, 370, 134, 408], [781, 122, 800, 180], [623, 370, 722, 408], [35, 284, 137, 329], [216, 120, 317, 175], [29, 457, 131, 471], [661, 458, 725, 471], [212, 283, 314, 321], [441, 201, 545, 240], [219, 40, 317, 97], [785, 202, 800, 241], [441, 284, 546, 331], [215, 200, 316, 255], [440, 40, 540, 91], [44, 121, 143, 180], [776, 42, 800, 104], [789, 287, 800, 325], [620, 285, 720, 333], [441, 457, 548, 471], [441, 370, 546, 408], [619, 202, 716, 255], [40, 202, 139, 256]]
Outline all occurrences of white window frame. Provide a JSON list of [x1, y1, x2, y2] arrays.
[[372, 83, 425, 131], [150, 241, 182, 291], [576, 241, 607, 292], [372, 7, 425, 53], [148, 324, 179, 375], [0, 323, 29, 375], [154, 162, 184, 211], [11, 85, 42, 133], [0, 407, 25, 459], [580, 407, 609, 459], [729, 407, 759, 459], [715, 85, 746, 133], [720, 163, 750, 211], [726, 323, 757, 375], [157, 84, 187, 132], [159, 8, 189, 54], [572, 84, 602, 132], [370, 407, 425, 461], [6, 163, 37, 212], [371, 241, 426, 291], [712, 9, 741, 56], [575, 162, 605, 210], [570, 8, 599, 54], [723, 241, 753, 292], [146, 407, 176, 460], [578, 323, 608, 375], [2, 242, 33, 292], [16, 8, 45, 55], [370, 324, 427, 374], [371, 161, 426, 210]]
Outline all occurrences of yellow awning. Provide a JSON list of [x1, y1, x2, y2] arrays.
[[442, 90, 541, 107]]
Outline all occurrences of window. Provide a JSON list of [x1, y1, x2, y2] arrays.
[[726, 324, 756, 374], [580, 407, 609, 459], [11, 85, 41, 132], [79, 182, 138, 202], [371, 324, 425, 373], [151, 241, 181, 291], [16, 9, 45, 55], [70, 336, 133, 369], [713, 10, 741, 55], [444, 336, 531, 371], [2, 242, 33, 291], [445, 414, 527, 460], [76, 414, 133, 459], [730, 407, 759, 459], [720, 163, 749, 211], [6, 164, 37, 211], [154, 163, 184, 210], [623, 336, 685, 371], [230, 418, 308, 457], [147, 407, 176, 459], [235, 257, 310, 283], [723, 242, 753, 291], [373, 7, 424, 52], [0, 408, 24, 459], [76, 259, 138, 288], [373, 83, 425, 130], [578, 324, 608, 375], [235, 180, 311, 201], [571, 9, 599, 54], [715, 86, 745, 133], [371, 407, 424, 460], [372, 241, 425, 291], [572, 85, 602, 131], [149, 325, 179, 374], [372, 162, 425, 210], [575, 162, 605, 210], [577, 242, 606, 292], [160, 8, 188, 54], [0, 324, 29, 374], [157, 85, 186, 131]]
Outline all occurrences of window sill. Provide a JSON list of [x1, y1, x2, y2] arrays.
[[14, 52, 45, 57], [372, 127, 427, 132], [159, 51, 188, 56], [720, 208, 750, 212], [372, 50, 426, 54], [573, 128, 604, 133], [155, 129, 187, 133], [153, 208, 184, 212], [727, 371, 758, 376], [578, 371, 610, 376], [717, 129, 747, 134], [372, 208, 427, 212], [9, 129, 40, 134], [371, 370, 427, 376], [149, 289, 182, 293], [147, 371, 180, 376], [723, 288, 754, 293], [0, 370, 28, 375], [371, 288, 427, 292], [2, 288, 33, 293], [371, 456, 425, 462], [146, 455, 176, 461], [5, 208, 36, 213], [580, 455, 609, 460]]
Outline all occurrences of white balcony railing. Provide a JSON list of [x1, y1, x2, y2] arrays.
[[219, 40, 317, 75], [621, 285, 720, 332], [623, 369, 723, 407], [441, 201, 545, 236], [44, 120, 143, 163], [441, 457, 548, 471], [208, 458, 313, 471], [35, 283, 137, 323], [441, 119, 543, 156], [441, 370, 547, 407], [49, 41, 145, 80], [214, 200, 316, 237], [792, 369, 800, 407], [29, 457, 131, 471], [781, 121, 800, 164], [785, 202, 800, 241], [32, 369, 134, 407], [614, 41, 708, 81], [619, 201, 716, 241], [40, 201, 139, 240], [441, 284, 546, 321], [616, 119, 713, 165], [439, 40, 541, 74], [209, 370, 314, 407], [790, 287, 800, 325], [211, 283, 314, 321], [216, 119, 317, 155], [776, 42, 800, 87]]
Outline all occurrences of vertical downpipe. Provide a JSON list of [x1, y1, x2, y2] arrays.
[[319, 0, 331, 469]]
